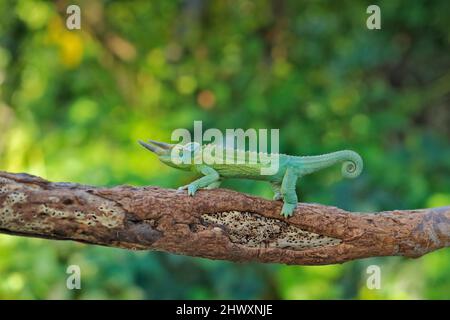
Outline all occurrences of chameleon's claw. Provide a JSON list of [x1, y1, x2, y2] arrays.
[[281, 203, 296, 218], [176, 185, 188, 194], [177, 184, 198, 196], [187, 184, 198, 196]]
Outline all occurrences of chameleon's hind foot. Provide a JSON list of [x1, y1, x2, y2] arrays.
[[281, 202, 297, 217]]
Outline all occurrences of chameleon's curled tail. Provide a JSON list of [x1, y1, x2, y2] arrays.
[[298, 150, 363, 178], [339, 150, 363, 178]]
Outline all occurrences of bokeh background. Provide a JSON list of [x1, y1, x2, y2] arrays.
[[0, 0, 449, 299]]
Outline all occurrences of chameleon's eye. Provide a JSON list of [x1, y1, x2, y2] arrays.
[[171, 144, 184, 158]]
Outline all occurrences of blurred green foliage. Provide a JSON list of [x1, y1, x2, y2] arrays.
[[0, 0, 449, 299]]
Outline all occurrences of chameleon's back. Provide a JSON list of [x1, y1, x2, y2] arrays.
[[201, 145, 289, 181]]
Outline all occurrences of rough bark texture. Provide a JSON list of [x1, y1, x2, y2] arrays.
[[0, 171, 449, 265]]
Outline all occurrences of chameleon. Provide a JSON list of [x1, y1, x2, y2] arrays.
[[139, 139, 363, 217]]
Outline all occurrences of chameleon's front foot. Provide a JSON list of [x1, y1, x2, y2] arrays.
[[187, 184, 198, 196], [281, 202, 297, 218], [177, 184, 198, 196]]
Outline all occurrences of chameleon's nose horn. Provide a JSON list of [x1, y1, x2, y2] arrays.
[[138, 140, 161, 153], [147, 139, 173, 150]]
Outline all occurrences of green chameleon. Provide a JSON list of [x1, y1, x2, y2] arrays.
[[139, 139, 363, 217]]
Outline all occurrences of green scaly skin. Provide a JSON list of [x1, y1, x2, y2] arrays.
[[139, 139, 363, 217]]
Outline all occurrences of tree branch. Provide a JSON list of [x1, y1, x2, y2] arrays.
[[0, 171, 448, 265]]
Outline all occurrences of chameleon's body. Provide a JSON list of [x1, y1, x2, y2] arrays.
[[139, 139, 363, 217]]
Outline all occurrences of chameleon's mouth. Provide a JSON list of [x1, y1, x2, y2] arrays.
[[138, 139, 173, 155]]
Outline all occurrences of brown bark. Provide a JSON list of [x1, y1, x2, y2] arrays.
[[0, 171, 449, 265]]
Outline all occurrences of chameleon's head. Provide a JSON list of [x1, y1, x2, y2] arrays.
[[139, 139, 200, 170]]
